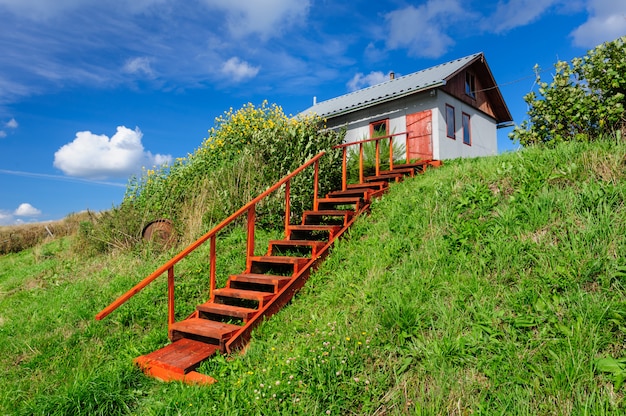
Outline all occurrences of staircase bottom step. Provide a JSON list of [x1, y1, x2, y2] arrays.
[[134, 338, 219, 385]]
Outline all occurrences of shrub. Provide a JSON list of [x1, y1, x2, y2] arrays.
[[510, 36, 626, 146], [85, 102, 344, 252]]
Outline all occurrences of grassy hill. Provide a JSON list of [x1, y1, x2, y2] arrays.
[[2, 139, 626, 415]]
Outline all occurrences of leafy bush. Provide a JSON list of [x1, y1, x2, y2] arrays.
[[86, 102, 344, 252], [510, 36, 626, 146]]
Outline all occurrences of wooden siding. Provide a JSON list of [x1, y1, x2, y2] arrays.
[[441, 60, 511, 123]]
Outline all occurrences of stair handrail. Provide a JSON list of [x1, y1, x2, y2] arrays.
[[95, 151, 326, 326], [334, 131, 411, 190]]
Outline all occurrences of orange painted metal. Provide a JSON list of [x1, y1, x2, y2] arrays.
[[313, 159, 320, 211], [341, 147, 347, 191], [375, 140, 380, 176], [95, 151, 326, 322], [333, 131, 409, 185], [168, 267, 175, 329], [359, 143, 364, 183], [284, 180, 291, 238], [246, 207, 255, 271], [209, 235, 216, 301]]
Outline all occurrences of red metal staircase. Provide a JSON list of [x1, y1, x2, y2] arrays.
[[95, 132, 441, 385]]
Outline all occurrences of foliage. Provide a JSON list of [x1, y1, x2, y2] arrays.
[[86, 102, 343, 252], [510, 36, 626, 146], [4, 139, 626, 414], [346, 134, 406, 182]]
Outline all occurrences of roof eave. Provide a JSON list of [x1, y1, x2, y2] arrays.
[[319, 80, 446, 119]]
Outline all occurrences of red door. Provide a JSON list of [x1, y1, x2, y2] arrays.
[[406, 110, 432, 161]]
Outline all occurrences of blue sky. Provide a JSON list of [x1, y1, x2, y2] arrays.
[[1, 0, 625, 225]]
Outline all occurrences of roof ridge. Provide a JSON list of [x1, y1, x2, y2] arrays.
[[309, 52, 483, 108]]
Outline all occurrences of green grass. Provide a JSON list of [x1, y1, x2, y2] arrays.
[[3, 139, 626, 414]]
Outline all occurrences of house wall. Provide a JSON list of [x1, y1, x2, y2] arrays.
[[325, 89, 497, 160], [324, 91, 437, 144], [435, 91, 497, 159]]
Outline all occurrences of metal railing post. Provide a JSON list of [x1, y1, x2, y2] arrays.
[[167, 266, 175, 329], [284, 180, 291, 239], [209, 235, 216, 301], [375, 139, 380, 176], [359, 143, 364, 184], [342, 147, 347, 191], [313, 159, 320, 211], [246, 206, 255, 271]]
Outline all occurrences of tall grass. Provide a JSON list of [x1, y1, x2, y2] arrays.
[[2, 138, 626, 414]]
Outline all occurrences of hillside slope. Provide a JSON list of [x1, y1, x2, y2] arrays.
[[3, 139, 626, 415]]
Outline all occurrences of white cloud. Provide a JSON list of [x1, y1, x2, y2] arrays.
[[53, 126, 172, 179], [14, 203, 41, 217], [123, 57, 154, 77], [0, 131, 6, 138], [570, 0, 626, 47], [482, 0, 560, 33], [384, 0, 466, 58], [6, 118, 18, 128], [347, 71, 389, 92], [222, 57, 260, 82], [203, 0, 311, 39], [0, 210, 12, 225]]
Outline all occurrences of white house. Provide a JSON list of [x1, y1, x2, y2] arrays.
[[301, 53, 512, 161]]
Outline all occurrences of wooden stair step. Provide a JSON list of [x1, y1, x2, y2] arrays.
[[378, 167, 415, 176], [346, 181, 388, 190], [197, 302, 258, 321], [134, 339, 218, 385], [392, 161, 429, 170], [364, 172, 405, 182], [250, 255, 310, 266], [134, 338, 219, 377], [326, 189, 372, 198], [268, 239, 326, 257], [170, 318, 241, 345], [316, 197, 363, 210], [230, 272, 293, 286], [213, 287, 276, 303], [302, 209, 353, 225]]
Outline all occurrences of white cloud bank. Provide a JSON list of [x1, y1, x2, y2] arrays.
[[570, 0, 626, 47], [123, 57, 154, 77], [0, 117, 18, 138], [222, 57, 260, 82], [14, 203, 41, 216], [0, 202, 42, 225], [203, 0, 311, 39], [347, 71, 389, 92], [53, 126, 172, 179], [384, 0, 467, 58]]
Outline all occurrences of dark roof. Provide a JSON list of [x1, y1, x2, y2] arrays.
[[301, 53, 496, 119]]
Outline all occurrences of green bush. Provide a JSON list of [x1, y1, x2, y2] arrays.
[[510, 36, 626, 146], [85, 102, 344, 252]]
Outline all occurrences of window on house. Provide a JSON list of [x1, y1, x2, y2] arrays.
[[465, 72, 476, 99], [370, 119, 389, 138], [462, 112, 471, 145], [446, 104, 455, 139]]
